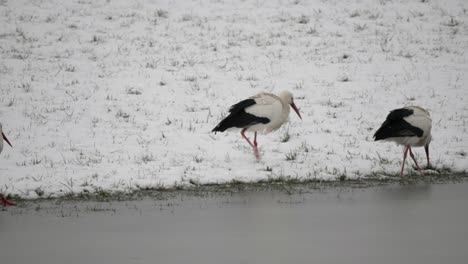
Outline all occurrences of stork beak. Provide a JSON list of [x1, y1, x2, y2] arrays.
[[290, 102, 302, 120], [2, 132, 12, 148]]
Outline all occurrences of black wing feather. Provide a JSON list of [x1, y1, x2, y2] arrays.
[[229, 99, 256, 113], [374, 108, 423, 140], [212, 99, 270, 132]]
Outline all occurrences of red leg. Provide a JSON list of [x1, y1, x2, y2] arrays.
[[253, 132, 258, 147], [240, 129, 254, 148], [400, 146, 409, 177], [409, 147, 424, 176], [253, 132, 259, 160], [424, 144, 431, 168], [0, 193, 16, 206], [241, 129, 259, 160]]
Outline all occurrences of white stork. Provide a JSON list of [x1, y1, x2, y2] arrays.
[[212, 90, 302, 160], [374, 106, 432, 177], [0, 122, 15, 206]]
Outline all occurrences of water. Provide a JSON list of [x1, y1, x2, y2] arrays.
[[1, 180, 468, 264]]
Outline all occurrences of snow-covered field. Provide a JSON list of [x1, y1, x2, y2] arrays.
[[0, 0, 467, 198]]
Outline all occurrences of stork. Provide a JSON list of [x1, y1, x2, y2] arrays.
[[0, 122, 15, 206], [212, 90, 302, 160], [373, 106, 432, 177]]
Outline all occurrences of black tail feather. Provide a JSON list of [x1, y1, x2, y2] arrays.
[[212, 112, 269, 133], [374, 108, 424, 141], [374, 125, 394, 141], [373, 119, 423, 140], [212, 98, 269, 133], [212, 115, 235, 133]]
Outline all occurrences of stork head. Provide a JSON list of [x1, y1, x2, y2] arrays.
[[279, 90, 302, 120], [0, 122, 12, 148]]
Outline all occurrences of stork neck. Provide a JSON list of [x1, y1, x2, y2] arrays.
[[281, 103, 291, 123]]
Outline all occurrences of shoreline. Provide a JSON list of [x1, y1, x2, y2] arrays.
[[5, 171, 467, 206]]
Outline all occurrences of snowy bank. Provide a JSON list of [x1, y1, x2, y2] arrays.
[[0, 0, 467, 198]]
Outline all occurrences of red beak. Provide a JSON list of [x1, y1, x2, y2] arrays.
[[290, 102, 302, 120], [2, 132, 12, 148]]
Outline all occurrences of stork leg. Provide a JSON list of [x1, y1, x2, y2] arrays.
[[408, 147, 424, 176], [253, 132, 259, 160], [241, 129, 259, 160], [0, 193, 16, 206], [240, 128, 254, 148], [424, 144, 431, 169], [400, 146, 410, 177]]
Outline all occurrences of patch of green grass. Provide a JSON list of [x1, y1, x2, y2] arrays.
[[285, 151, 297, 161], [280, 131, 290, 142]]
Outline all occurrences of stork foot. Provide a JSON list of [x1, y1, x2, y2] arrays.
[[411, 166, 425, 176], [253, 147, 260, 161], [0, 194, 16, 206], [410, 165, 425, 176]]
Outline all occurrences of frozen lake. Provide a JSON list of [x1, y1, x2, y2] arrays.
[[1, 179, 468, 264]]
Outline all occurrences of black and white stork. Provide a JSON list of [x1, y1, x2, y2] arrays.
[[374, 106, 432, 177], [212, 90, 302, 160], [0, 122, 15, 206]]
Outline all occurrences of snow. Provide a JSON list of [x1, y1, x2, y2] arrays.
[[0, 0, 467, 198]]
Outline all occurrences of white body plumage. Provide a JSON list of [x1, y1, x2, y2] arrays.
[[385, 106, 432, 147], [244, 92, 293, 133]]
